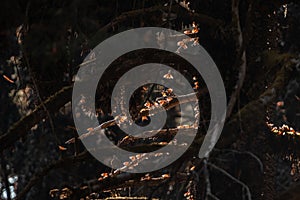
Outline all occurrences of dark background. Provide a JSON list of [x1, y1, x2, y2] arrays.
[[0, 0, 300, 199]]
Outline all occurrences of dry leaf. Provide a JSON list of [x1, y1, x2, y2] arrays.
[[158, 100, 167, 106], [162, 174, 170, 178], [87, 127, 94, 132], [144, 101, 152, 108], [129, 156, 136, 161], [58, 145, 67, 151], [101, 173, 109, 178], [3, 75, 14, 83], [166, 97, 173, 102], [276, 101, 284, 107], [142, 86, 149, 91], [166, 88, 173, 94], [141, 116, 149, 122], [177, 41, 188, 49], [163, 70, 174, 79]]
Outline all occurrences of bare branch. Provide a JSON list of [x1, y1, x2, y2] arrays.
[[203, 159, 212, 200], [213, 148, 263, 173], [226, 0, 253, 119], [0, 86, 72, 153], [91, 4, 224, 46], [15, 151, 89, 200], [65, 91, 201, 144], [208, 162, 252, 200], [219, 54, 295, 149], [275, 182, 300, 200]]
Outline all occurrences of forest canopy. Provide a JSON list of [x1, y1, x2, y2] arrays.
[[0, 0, 300, 199]]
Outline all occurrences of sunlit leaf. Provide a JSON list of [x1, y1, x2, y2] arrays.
[[162, 174, 170, 178], [101, 173, 109, 178], [87, 127, 94, 132], [142, 116, 149, 122], [3, 75, 14, 83], [166, 88, 173, 94], [165, 97, 172, 102], [58, 146, 67, 151], [129, 156, 136, 161], [142, 86, 149, 91], [144, 101, 152, 108], [158, 100, 167, 106], [163, 70, 174, 79]]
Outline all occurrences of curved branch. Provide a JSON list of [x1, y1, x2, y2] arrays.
[[90, 4, 224, 46], [219, 53, 295, 149], [226, 0, 253, 119]]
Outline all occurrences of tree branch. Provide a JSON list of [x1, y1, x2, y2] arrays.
[[91, 4, 224, 46], [65, 91, 201, 144], [0, 86, 72, 153], [219, 53, 295, 149], [208, 162, 252, 200], [275, 182, 300, 200], [15, 151, 90, 200], [226, 0, 253, 119]]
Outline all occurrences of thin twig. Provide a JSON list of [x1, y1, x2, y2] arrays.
[[203, 158, 212, 200], [21, 48, 61, 146], [0, 86, 72, 153], [167, 0, 173, 28], [226, 0, 253, 119], [208, 162, 252, 200], [65, 91, 200, 144], [213, 148, 263, 173], [15, 151, 89, 200], [202, 158, 221, 200], [90, 4, 224, 46]]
